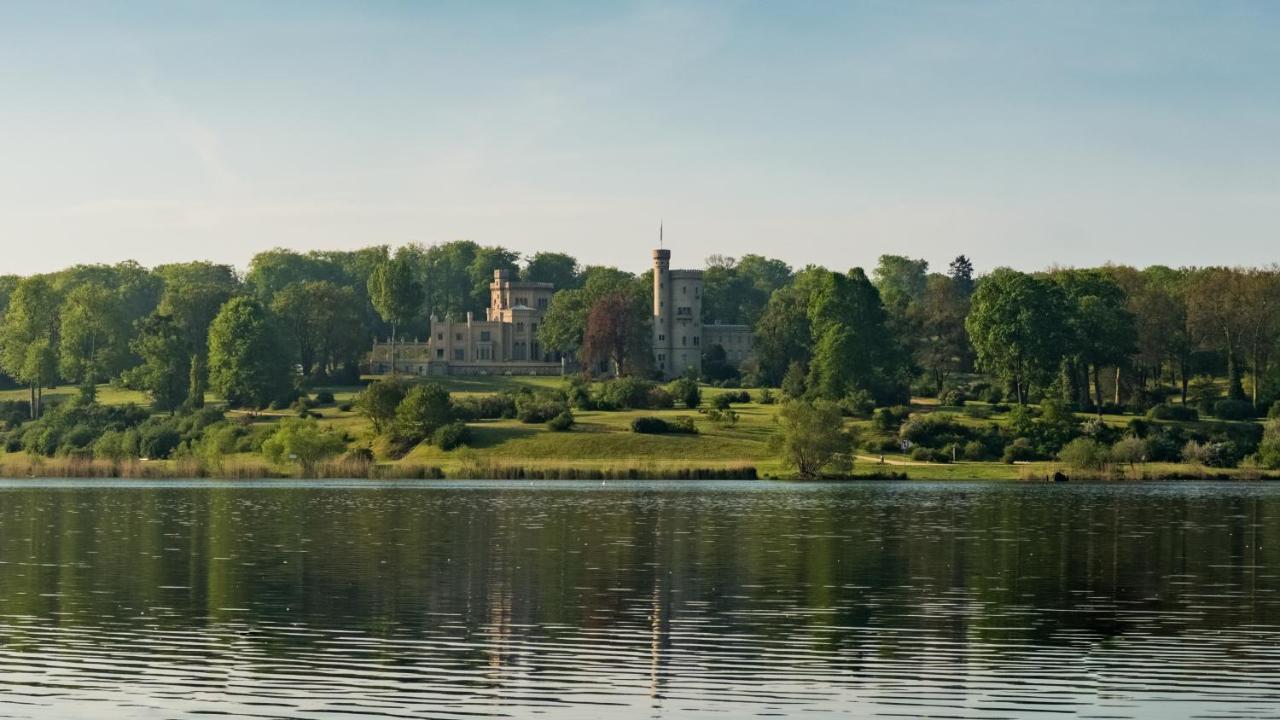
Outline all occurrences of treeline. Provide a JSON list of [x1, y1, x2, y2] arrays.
[[2, 241, 1279, 424]]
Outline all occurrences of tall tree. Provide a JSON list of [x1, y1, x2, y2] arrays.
[[0, 276, 61, 417], [966, 269, 1069, 404], [948, 255, 976, 296], [207, 297, 291, 408], [806, 268, 910, 404], [917, 273, 972, 392], [59, 284, 131, 393], [521, 252, 581, 290], [271, 281, 364, 377], [368, 254, 425, 374], [127, 314, 190, 413], [1186, 267, 1250, 401], [581, 291, 651, 376]]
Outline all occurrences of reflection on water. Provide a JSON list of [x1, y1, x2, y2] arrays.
[[0, 479, 1277, 718]]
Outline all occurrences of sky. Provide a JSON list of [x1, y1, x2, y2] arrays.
[[1, 1, 1278, 276]]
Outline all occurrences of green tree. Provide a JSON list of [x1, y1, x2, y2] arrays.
[[394, 383, 454, 442], [356, 378, 409, 434], [368, 254, 425, 374], [262, 417, 347, 475], [0, 275, 62, 417], [59, 284, 130, 392], [1051, 269, 1137, 410], [917, 273, 972, 392], [581, 291, 651, 376], [1186, 267, 1250, 401], [966, 268, 1069, 404], [127, 314, 190, 413], [667, 377, 701, 408], [781, 360, 807, 398], [521, 252, 581, 289], [806, 269, 909, 404], [772, 399, 855, 478], [271, 280, 363, 377], [207, 297, 290, 408]]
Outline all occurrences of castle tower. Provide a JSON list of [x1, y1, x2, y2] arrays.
[[652, 247, 703, 379]]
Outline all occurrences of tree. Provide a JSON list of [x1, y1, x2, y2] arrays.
[[668, 377, 701, 408], [781, 360, 807, 398], [581, 291, 651, 376], [262, 417, 347, 475], [356, 378, 409, 434], [154, 261, 239, 398], [521, 252, 581, 290], [753, 284, 813, 386], [1239, 269, 1280, 409], [966, 269, 1069, 404], [1051, 269, 1136, 410], [1187, 267, 1250, 401], [271, 281, 363, 377], [245, 248, 347, 302], [59, 284, 130, 392], [393, 383, 454, 442], [539, 267, 642, 360], [0, 275, 62, 417], [207, 297, 290, 408], [368, 254, 425, 374], [127, 314, 189, 413], [806, 269, 910, 404], [872, 255, 929, 318], [917, 273, 972, 393], [948, 255, 975, 296], [772, 399, 854, 478]]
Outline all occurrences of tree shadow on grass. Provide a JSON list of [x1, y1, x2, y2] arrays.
[[467, 424, 541, 449]]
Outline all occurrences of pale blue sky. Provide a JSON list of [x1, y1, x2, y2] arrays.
[[1, 1, 1277, 275]]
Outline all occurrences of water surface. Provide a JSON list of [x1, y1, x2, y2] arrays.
[[0, 479, 1277, 719]]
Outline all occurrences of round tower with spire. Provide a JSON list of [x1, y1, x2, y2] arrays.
[[652, 244, 702, 379]]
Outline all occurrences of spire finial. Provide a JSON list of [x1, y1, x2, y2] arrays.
[[659, 220, 664, 248]]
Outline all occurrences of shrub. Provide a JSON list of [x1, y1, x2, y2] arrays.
[[667, 378, 701, 409], [980, 385, 1004, 404], [262, 417, 347, 472], [1058, 438, 1110, 470], [1257, 420, 1280, 469], [93, 429, 140, 461], [710, 393, 733, 411], [356, 378, 410, 434], [864, 436, 901, 454], [871, 408, 899, 432], [1147, 403, 1198, 422], [139, 422, 182, 460], [964, 404, 993, 419], [899, 413, 970, 449], [647, 387, 675, 410], [707, 408, 739, 428], [452, 393, 518, 421], [838, 390, 875, 418], [1213, 398, 1255, 421], [547, 410, 575, 432], [962, 440, 986, 461], [338, 403, 354, 412], [0, 400, 30, 430], [939, 388, 966, 407], [1001, 437, 1038, 464], [515, 394, 569, 424], [757, 388, 776, 405], [911, 446, 950, 463], [599, 377, 657, 409], [314, 391, 336, 405], [1183, 440, 1240, 468], [1269, 401, 1280, 420], [431, 421, 471, 450], [630, 416, 698, 435], [394, 383, 454, 441], [771, 399, 854, 478], [1110, 437, 1148, 467]]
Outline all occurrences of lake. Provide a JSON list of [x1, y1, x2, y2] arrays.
[[0, 480, 1277, 719]]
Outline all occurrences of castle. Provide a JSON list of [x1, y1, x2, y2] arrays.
[[368, 248, 753, 378]]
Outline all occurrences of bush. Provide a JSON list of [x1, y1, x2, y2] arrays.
[[452, 393, 518, 421], [911, 446, 950, 463], [709, 393, 733, 411], [1269, 401, 1280, 420], [1257, 420, 1280, 469], [139, 422, 182, 460], [667, 378, 701, 409], [1110, 437, 1148, 466], [838, 390, 875, 418], [515, 394, 569, 424], [394, 383, 454, 441], [1002, 437, 1038, 464], [939, 388, 966, 407], [261, 417, 347, 472], [338, 402, 354, 412], [757, 388, 776, 405], [630, 416, 698, 434], [980, 385, 1005, 404], [314, 391, 336, 405], [1058, 438, 1110, 470], [599, 377, 657, 410], [646, 387, 675, 410], [707, 408, 739, 428], [0, 400, 30, 430], [962, 440, 986, 461], [772, 399, 854, 478], [1213, 398, 1255, 421], [1183, 439, 1240, 468], [547, 410, 575, 432], [899, 413, 970, 449], [1147, 403, 1199, 422], [431, 421, 471, 450], [93, 429, 140, 461]]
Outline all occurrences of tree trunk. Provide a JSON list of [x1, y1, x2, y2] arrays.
[[389, 324, 398, 375], [1092, 364, 1103, 413], [1114, 366, 1122, 406], [29, 385, 36, 420]]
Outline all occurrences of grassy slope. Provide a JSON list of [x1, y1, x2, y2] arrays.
[[1, 377, 1273, 480]]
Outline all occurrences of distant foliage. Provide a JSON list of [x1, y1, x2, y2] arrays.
[[630, 416, 697, 435]]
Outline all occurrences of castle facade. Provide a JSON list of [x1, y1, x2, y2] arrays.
[[368, 248, 753, 378]]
